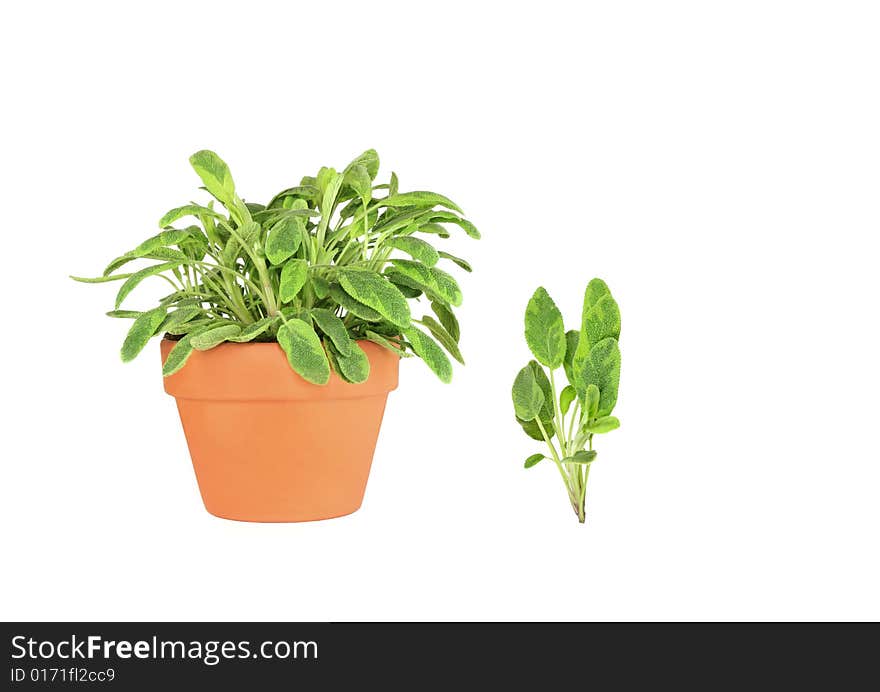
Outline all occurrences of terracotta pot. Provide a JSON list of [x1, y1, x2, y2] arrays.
[[160, 339, 399, 522]]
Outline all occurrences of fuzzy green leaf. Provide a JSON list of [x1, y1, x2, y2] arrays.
[[429, 266, 463, 306], [431, 301, 460, 342], [404, 326, 452, 383], [277, 318, 331, 385], [437, 251, 472, 272], [418, 316, 464, 364], [311, 308, 352, 356], [191, 324, 242, 350], [386, 237, 439, 266], [228, 316, 278, 343], [564, 450, 597, 465], [378, 191, 463, 214], [162, 333, 198, 376], [528, 360, 555, 422], [512, 364, 544, 421], [576, 338, 621, 417], [563, 330, 579, 384], [585, 384, 600, 419], [339, 269, 411, 328], [586, 416, 620, 434], [524, 453, 546, 469], [560, 385, 577, 417], [345, 149, 380, 179], [265, 210, 305, 265], [71, 272, 135, 284], [343, 163, 372, 205], [159, 204, 225, 228], [120, 306, 167, 362], [189, 150, 235, 205], [573, 278, 620, 370], [364, 330, 409, 356], [329, 340, 370, 384], [279, 259, 309, 303], [106, 310, 142, 319], [115, 261, 184, 308], [524, 287, 566, 369], [517, 417, 554, 441], [329, 283, 382, 321]]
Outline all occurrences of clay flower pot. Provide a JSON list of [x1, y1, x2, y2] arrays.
[[160, 339, 399, 522]]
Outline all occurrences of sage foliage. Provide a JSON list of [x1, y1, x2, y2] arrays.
[[511, 279, 621, 523], [73, 150, 479, 384]]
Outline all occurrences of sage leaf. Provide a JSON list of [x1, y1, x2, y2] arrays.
[[227, 316, 278, 342], [524, 453, 546, 469], [191, 324, 242, 350], [279, 259, 309, 303], [576, 338, 621, 417], [517, 416, 554, 442], [159, 204, 225, 228], [437, 251, 472, 272], [512, 364, 544, 421], [560, 385, 577, 417], [345, 149, 380, 179], [585, 384, 600, 419], [339, 268, 411, 328], [564, 450, 597, 465], [378, 191, 463, 214], [386, 237, 439, 266], [573, 278, 620, 369], [364, 330, 410, 356], [524, 287, 566, 369], [277, 318, 331, 385], [115, 261, 184, 308], [329, 283, 382, 321], [404, 326, 452, 383], [429, 266, 462, 307], [431, 301, 460, 342], [563, 330, 579, 384], [106, 310, 142, 319], [418, 315, 464, 364], [162, 333, 198, 376], [586, 416, 620, 434], [189, 150, 235, 205], [311, 308, 352, 356], [528, 360, 555, 422], [330, 340, 370, 384], [70, 272, 135, 284], [121, 306, 167, 362], [265, 210, 305, 265]]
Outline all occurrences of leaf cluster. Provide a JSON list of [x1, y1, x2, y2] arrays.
[[511, 280, 621, 522], [73, 150, 479, 384]]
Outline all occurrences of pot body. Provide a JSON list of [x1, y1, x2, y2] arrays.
[[161, 339, 399, 522]]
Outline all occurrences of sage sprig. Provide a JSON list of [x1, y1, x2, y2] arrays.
[[512, 280, 621, 523], [73, 150, 479, 384]]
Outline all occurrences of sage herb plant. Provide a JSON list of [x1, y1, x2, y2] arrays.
[[512, 280, 622, 523], [72, 150, 479, 384]]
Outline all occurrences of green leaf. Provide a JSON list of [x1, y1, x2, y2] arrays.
[[404, 326, 453, 383], [573, 278, 620, 371], [189, 150, 235, 205], [159, 204, 225, 228], [576, 338, 621, 417], [560, 385, 577, 417], [586, 416, 620, 434], [227, 316, 278, 343], [279, 259, 309, 303], [563, 450, 597, 465], [378, 191, 463, 214], [265, 209, 305, 265], [71, 272, 135, 284], [563, 330, 579, 384], [517, 416, 554, 441], [386, 237, 439, 266], [277, 318, 331, 385], [311, 308, 352, 356], [431, 301, 460, 342], [312, 275, 331, 299], [524, 453, 546, 469], [120, 306, 167, 362], [524, 287, 566, 369], [418, 223, 451, 238], [339, 268, 411, 328], [364, 330, 409, 356], [162, 333, 198, 376], [585, 384, 600, 419], [115, 261, 184, 308], [329, 283, 382, 321], [418, 316, 464, 364], [329, 340, 370, 384], [163, 318, 217, 336], [429, 266, 463, 306], [512, 364, 544, 421], [191, 324, 242, 350], [106, 310, 142, 319], [346, 149, 380, 179], [437, 251, 472, 272], [159, 307, 202, 331], [343, 163, 372, 205], [528, 360, 555, 422]]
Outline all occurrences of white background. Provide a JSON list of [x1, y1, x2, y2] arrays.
[[2, 1, 878, 621]]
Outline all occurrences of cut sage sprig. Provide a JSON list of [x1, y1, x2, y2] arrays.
[[72, 150, 479, 384], [512, 279, 621, 523]]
